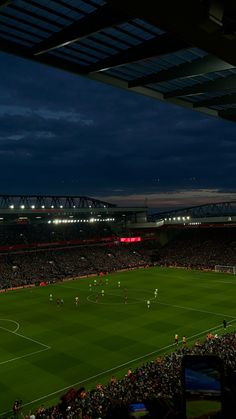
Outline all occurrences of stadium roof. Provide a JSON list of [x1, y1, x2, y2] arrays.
[[150, 200, 236, 220], [1, 1, 236, 122], [0, 194, 116, 209]]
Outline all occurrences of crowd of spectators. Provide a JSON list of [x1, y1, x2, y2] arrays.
[[3, 226, 236, 418], [0, 244, 151, 289], [20, 331, 236, 419], [0, 223, 115, 247], [157, 228, 236, 270], [0, 227, 236, 289]]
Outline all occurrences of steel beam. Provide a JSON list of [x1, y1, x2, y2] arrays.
[[0, 37, 88, 75], [128, 55, 233, 88], [0, 195, 116, 209], [164, 74, 236, 99], [33, 4, 131, 56], [88, 34, 188, 73], [193, 93, 236, 108], [108, 0, 236, 68], [219, 109, 236, 123], [150, 200, 236, 220]]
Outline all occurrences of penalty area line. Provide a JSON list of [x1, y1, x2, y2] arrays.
[[0, 319, 20, 333], [0, 325, 50, 349], [1, 319, 236, 416], [0, 325, 51, 367], [0, 347, 50, 366]]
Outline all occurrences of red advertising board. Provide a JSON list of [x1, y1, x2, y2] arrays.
[[120, 237, 141, 243]]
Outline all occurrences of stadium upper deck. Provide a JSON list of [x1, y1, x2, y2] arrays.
[[1, 1, 236, 122], [0, 194, 147, 225]]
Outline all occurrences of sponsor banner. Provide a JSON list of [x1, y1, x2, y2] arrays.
[[120, 237, 141, 243]]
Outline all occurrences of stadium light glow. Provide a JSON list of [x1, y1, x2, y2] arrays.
[[9, 205, 14, 209], [20, 205, 25, 209], [41, 205, 45, 209], [51, 217, 115, 224], [31, 205, 35, 209]]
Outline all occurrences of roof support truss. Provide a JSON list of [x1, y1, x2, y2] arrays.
[[128, 55, 233, 88], [33, 4, 131, 56], [108, 0, 236, 68], [87, 34, 188, 73], [193, 93, 236, 108], [164, 74, 236, 99], [218, 109, 236, 122], [0, 37, 87, 75]]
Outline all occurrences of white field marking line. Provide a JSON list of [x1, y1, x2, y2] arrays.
[[1, 319, 236, 417], [0, 322, 51, 367], [0, 347, 49, 366], [87, 295, 137, 305], [87, 291, 156, 305], [157, 301, 236, 319], [0, 326, 50, 349], [62, 284, 234, 319], [0, 318, 20, 333]]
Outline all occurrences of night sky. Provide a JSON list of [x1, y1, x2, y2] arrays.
[[1, 51, 236, 209]]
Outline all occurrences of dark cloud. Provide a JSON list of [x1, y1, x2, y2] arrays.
[[0, 52, 236, 203]]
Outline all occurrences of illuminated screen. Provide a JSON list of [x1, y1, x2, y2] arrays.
[[184, 358, 222, 418], [120, 237, 141, 242]]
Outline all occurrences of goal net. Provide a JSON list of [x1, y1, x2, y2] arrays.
[[215, 265, 236, 275]]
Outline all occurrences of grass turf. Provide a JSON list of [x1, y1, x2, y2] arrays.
[[0, 266, 235, 416]]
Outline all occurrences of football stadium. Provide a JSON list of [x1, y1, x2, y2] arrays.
[[0, 197, 235, 417], [1, 1, 236, 418]]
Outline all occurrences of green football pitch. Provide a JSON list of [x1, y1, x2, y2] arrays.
[[0, 266, 235, 416]]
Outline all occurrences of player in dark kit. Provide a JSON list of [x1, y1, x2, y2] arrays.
[[223, 319, 227, 329]]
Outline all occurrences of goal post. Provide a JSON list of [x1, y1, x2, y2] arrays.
[[215, 265, 236, 275]]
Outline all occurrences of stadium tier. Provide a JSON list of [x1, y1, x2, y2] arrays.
[[0, 197, 235, 290], [0, 196, 235, 418]]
